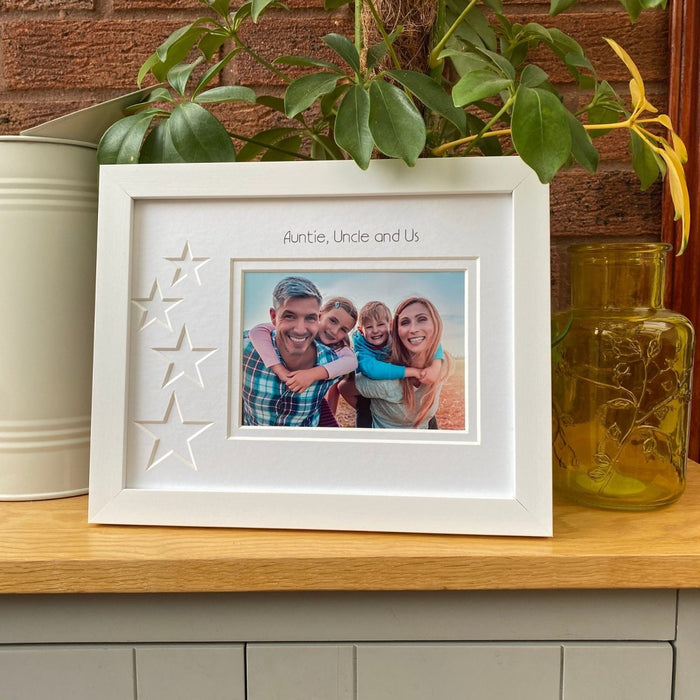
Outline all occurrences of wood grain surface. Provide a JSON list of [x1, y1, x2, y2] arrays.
[[2, 463, 700, 594]]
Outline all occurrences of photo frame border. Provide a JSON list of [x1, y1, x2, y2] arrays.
[[88, 157, 552, 536]]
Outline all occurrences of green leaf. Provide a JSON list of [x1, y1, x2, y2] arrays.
[[587, 80, 625, 134], [97, 112, 158, 164], [452, 69, 512, 106], [549, 0, 579, 15], [335, 85, 373, 169], [631, 131, 662, 190], [520, 64, 549, 88], [195, 85, 257, 104], [368, 80, 426, 166], [256, 94, 286, 113], [236, 127, 297, 161], [274, 55, 343, 72], [566, 111, 599, 173], [203, 0, 232, 18], [138, 53, 162, 87], [461, 6, 497, 51], [251, 0, 282, 22], [472, 47, 516, 80], [261, 135, 302, 160], [139, 120, 186, 163], [124, 87, 175, 114], [465, 114, 503, 156], [198, 29, 230, 61], [387, 69, 466, 134], [310, 133, 345, 160], [284, 72, 341, 118], [193, 50, 241, 97], [511, 86, 572, 182], [155, 23, 199, 63], [324, 0, 352, 8], [366, 29, 401, 71], [167, 59, 202, 97], [323, 33, 361, 75], [520, 22, 553, 43], [149, 23, 209, 82], [438, 49, 489, 77], [319, 83, 350, 116], [231, 2, 253, 26], [617, 0, 644, 21], [446, 0, 496, 51], [168, 102, 236, 161]]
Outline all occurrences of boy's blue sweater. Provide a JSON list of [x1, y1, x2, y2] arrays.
[[352, 330, 444, 380]]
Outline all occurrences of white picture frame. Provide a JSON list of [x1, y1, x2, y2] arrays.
[[88, 157, 552, 536]]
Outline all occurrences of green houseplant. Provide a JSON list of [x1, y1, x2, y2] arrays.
[[97, 0, 689, 251]]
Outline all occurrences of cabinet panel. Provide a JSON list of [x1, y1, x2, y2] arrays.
[[563, 643, 673, 700], [0, 590, 676, 644], [675, 590, 700, 700], [0, 646, 134, 700], [247, 643, 355, 700], [356, 643, 561, 700], [135, 645, 245, 700]]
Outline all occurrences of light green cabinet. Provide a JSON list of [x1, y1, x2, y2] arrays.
[[0, 647, 134, 700], [0, 590, 693, 700]]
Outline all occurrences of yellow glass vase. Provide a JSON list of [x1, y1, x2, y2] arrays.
[[552, 243, 695, 510]]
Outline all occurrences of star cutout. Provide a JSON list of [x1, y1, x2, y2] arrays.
[[152, 325, 218, 388], [165, 241, 210, 287], [134, 393, 213, 471], [132, 279, 184, 332]]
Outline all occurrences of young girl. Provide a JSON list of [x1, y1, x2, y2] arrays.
[[248, 296, 358, 418]]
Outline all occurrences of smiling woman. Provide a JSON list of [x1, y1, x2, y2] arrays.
[[355, 297, 452, 430]]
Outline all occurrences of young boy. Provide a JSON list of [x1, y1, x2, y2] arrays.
[[339, 301, 444, 427]]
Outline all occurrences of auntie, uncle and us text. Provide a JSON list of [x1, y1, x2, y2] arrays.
[[283, 228, 420, 245]]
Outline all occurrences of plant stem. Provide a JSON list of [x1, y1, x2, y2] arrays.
[[227, 131, 314, 159], [433, 95, 514, 156], [429, 0, 447, 81], [355, 0, 362, 55], [363, 0, 402, 70], [429, 0, 478, 68], [235, 37, 292, 83], [432, 128, 510, 156]]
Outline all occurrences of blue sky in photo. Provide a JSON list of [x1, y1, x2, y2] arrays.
[[242, 270, 466, 357]]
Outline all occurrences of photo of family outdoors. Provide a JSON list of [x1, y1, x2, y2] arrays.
[[240, 270, 466, 431]]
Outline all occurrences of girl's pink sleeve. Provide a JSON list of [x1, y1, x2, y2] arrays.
[[248, 322, 280, 368], [322, 346, 358, 379]]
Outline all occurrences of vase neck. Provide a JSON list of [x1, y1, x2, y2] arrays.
[[570, 243, 670, 310]]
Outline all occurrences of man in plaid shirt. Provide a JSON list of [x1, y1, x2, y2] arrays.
[[242, 276, 338, 426]]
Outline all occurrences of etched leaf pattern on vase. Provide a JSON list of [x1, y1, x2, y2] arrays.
[[552, 243, 694, 510]]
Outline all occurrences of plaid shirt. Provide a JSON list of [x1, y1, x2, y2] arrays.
[[241, 331, 338, 426]]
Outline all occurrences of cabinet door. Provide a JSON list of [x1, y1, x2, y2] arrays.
[[562, 643, 673, 700], [0, 646, 134, 700], [135, 645, 245, 700], [247, 644, 355, 700], [356, 643, 561, 700]]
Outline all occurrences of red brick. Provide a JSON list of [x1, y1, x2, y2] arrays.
[[1, 20, 187, 90], [112, 0, 327, 10], [0, 97, 100, 135], [550, 169, 662, 238], [233, 12, 354, 86], [0, 0, 93, 9], [515, 12, 668, 85]]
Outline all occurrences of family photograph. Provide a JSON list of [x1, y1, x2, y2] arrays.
[[240, 271, 466, 431]]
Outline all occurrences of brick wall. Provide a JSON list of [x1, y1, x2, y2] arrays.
[[0, 1, 669, 307]]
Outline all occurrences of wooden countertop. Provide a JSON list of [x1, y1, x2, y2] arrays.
[[3, 464, 700, 594]]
